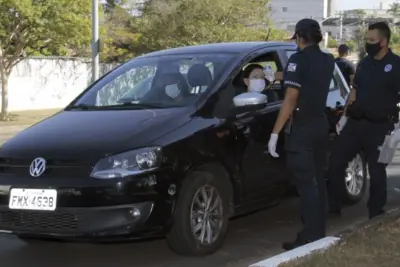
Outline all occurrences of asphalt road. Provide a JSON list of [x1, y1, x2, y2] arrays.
[[1, 126, 400, 267]]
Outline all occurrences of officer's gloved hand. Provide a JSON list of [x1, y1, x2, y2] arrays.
[[336, 116, 348, 135], [268, 133, 279, 158]]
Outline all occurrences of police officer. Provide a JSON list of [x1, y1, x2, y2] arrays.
[[329, 22, 400, 219], [267, 18, 334, 250]]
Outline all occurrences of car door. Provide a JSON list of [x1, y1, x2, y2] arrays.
[[234, 104, 283, 200], [232, 48, 288, 200]]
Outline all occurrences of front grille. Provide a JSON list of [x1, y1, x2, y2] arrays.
[[0, 157, 92, 178], [0, 210, 84, 233]]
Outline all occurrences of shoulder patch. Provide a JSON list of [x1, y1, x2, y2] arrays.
[[288, 63, 297, 72]]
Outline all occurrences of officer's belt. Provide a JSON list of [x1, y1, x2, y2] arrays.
[[348, 111, 394, 123]]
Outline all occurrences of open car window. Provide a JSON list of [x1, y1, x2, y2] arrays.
[[69, 53, 236, 110]]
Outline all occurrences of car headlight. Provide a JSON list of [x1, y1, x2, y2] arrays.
[[90, 147, 162, 179]]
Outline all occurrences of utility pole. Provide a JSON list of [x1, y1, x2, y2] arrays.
[[339, 11, 343, 44], [91, 0, 99, 83]]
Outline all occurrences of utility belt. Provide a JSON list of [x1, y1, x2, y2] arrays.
[[347, 102, 398, 123]]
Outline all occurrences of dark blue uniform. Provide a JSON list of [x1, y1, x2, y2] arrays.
[[328, 49, 400, 218], [334, 57, 355, 87], [284, 45, 335, 241]]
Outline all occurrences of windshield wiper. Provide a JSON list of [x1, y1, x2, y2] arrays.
[[115, 100, 167, 108], [67, 103, 97, 110]]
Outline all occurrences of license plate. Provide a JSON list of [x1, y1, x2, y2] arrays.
[[9, 189, 57, 211]]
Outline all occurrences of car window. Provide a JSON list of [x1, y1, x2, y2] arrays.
[[243, 61, 277, 72], [73, 53, 236, 109], [96, 65, 157, 106], [180, 60, 214, 94], [285, 50, 297, 60], [329, 77, 337, 91]]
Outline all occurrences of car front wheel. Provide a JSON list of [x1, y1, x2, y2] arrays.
[[343, 153, 367, 205], [166, 168, 232, 256]]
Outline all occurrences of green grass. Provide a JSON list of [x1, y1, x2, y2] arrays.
[[280, 216, 400, 267]]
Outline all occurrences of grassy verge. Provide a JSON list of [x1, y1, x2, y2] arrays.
[[0, 109, 59, 126], [280, 214, 400, 267]]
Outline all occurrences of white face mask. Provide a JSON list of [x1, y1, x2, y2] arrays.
[[165, 84, 180, 98], [249, 79, 266, 92]]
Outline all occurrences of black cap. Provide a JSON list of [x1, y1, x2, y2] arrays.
[[290, 18, 322, 40]]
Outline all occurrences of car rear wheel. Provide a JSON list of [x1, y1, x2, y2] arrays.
[[166, 168, 232, 256], [343, 153, 367, 205]]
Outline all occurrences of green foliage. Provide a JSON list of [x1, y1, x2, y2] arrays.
[[0, 0, 92, 119], [135, 0, 278, 53], [344, 40, 356, 53], [327, 37, 338, 48], [100, 3, 142, 63], [0, 0, 92, 66]]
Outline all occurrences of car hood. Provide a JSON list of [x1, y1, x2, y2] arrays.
[[0, 108, 191, 162]]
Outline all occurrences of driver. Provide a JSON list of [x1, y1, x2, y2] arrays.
[[243, 64, 271, 92], [158, 72, 190, 103]]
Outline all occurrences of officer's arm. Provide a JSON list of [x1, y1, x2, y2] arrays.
[[272, 57, 301, 134], [344, 61, 361, 116]]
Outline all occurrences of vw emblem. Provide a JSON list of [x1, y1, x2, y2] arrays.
[[29, 157, 47, 177]]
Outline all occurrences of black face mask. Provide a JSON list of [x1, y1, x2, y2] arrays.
[[365, 42, 382, 57]]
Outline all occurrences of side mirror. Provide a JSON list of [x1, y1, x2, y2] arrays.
[[233, 92, 267, 107], [231, 92, 268, 115]]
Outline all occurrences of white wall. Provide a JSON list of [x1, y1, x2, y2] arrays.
[[0, 58, 115, 111], [269, 0, 328, 30]]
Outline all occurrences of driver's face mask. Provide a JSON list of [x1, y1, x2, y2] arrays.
[[249, 79, 266, 92], [165, 84, 181, 99]]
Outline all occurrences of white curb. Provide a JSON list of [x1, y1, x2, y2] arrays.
[[249, 236, 340, 267]]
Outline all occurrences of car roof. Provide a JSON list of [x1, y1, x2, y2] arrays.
[[137, 42, 297, 58]]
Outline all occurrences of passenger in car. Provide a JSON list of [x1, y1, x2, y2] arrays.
[[157, 72, 191, 104], [187, 64, 213, 94]]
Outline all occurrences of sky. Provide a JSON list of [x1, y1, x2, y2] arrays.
[[338, 0, 398, 10]]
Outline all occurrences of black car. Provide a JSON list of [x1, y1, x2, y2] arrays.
[[0, 42, 367, 256]]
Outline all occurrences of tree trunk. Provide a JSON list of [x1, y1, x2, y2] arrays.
[[0, 62, 9, 121]]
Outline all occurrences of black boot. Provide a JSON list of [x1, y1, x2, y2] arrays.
[[369, 209, 385, 219], [282, 233, 311, 251]]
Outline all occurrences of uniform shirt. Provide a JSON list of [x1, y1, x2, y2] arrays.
[[352, 49, 400, 116], [335, 57, 355, 87], [283, 45, 335, 119]]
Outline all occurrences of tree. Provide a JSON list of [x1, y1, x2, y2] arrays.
[[346, 9, 367, 59], [101, 0, 143, 63], [327, 37, 338, 48], [388, 2, 400, 19], [0, 0, 92, 120], [388, 2, 400, 34], [136, 0, 283, 53]]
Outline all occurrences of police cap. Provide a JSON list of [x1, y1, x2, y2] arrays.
[[290, 18, 322, 40]]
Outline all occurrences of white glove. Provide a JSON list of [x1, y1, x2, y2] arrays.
[[264, 64, 275, 83], [268, 133, 279, 158], [336, 116, 348, 135]]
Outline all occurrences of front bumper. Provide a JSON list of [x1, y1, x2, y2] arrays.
[[0, 173, 177, 239]]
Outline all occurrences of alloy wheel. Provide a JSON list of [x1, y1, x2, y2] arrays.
[[190, 184, 224, 245], [345, 154, 364, 196]]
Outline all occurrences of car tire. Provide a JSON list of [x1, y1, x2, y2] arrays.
[[342, 153, 367, 205], [166, 167, 233, 256]]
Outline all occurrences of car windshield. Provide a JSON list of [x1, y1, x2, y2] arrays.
[[68, 53, 236, 110]]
